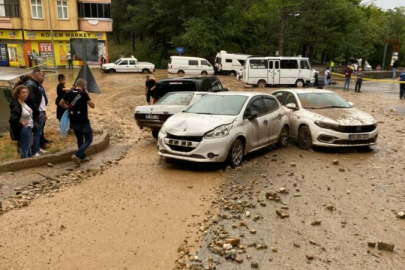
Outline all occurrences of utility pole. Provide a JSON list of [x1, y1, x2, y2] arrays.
[[47, 0, 56, 71], [382, 17, 391, 70], [278, 7, 288, 57]]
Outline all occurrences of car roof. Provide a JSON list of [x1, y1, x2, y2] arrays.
[[158, 76, 216, 82], [275, 88, 334, 94], [211, 91, 273, 98]]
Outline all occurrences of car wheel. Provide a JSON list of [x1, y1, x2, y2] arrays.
[[228, 139, 244, 168], [152, 130, 159, 138], [201, 71, 208, 75], [276, 125, 289, 148], [257, 80, 266, 88], [298, 126, 313, 150], [142, 69, 150, 74], [295, 79, 305, 88], [229, 70, 237, 76], [109, 69, 116, 73], [177, 70, 185, 76]]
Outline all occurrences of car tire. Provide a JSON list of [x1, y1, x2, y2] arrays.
[[228, 138, 244, 168], [109, 69, 116, 73], [229, 70, 237, 76], [257, 80, 266, 88], [276, 125, 289, 148], [142, 69, 150, 74], [177, 70, 185, 76], [152, 130, 159, 139], [298, 126, 313, 150], [295, 79, 305, 88], [201, 71, 208, 75]]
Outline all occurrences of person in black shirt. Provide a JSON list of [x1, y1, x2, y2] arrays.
[[145, 75, 156, 104], [55, 74, 70, 121], [59, 78, 95, 166]]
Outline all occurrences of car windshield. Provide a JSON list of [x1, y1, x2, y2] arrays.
[[114, 59, 121, 65], [155, 92, 194, 106], [298, 93, 351, 109], [184, 95, 248, 115]]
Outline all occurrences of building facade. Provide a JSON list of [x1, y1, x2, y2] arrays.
[[0, 0, 112, 68]]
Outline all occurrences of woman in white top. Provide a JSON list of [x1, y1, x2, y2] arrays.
[[9, 86, 34, 158]]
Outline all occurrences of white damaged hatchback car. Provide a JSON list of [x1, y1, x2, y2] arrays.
[[272, 89, 378, 149], [158, 92, 289, 167]]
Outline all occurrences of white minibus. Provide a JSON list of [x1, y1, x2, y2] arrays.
[[168, 56, 214, 75], [243, 57, 315, 87]]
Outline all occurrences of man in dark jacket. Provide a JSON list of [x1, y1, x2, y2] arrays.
[[25, 68, 46, 156], [393, 60, 399, 78]]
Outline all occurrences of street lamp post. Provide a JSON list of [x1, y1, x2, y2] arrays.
[[278, 4, 299, 57]]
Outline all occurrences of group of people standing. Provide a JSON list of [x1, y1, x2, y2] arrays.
[[324, 62, 364, 92], [9, 68, 95, 166]]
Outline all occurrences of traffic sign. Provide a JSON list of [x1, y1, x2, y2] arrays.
[[176, 47, 184, 55]]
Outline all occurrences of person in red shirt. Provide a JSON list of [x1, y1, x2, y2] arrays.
[[343, 64, 353, 91]]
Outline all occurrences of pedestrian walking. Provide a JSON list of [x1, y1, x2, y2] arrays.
[[324, 67, 331, 86], [330, 60, 335, 72], [399, 69, 405, 100], [393, 59, 398, 78], [9, 86, 35, 158], [59, 79, 95, 166], [55, 74, 70, 121], [343, 65, 353, 91], [376, 64, 381, 71], [355, 68, 364, 92], [67, 50, 73, 69], [24, 68, 46, 156], [27, 51, 33, 68], [32, 50, 38, 66], [145, 75, 156, 104]]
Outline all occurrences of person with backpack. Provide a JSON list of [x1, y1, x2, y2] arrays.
[[59, 78, 95, 166], [324, 67, 331, 86]]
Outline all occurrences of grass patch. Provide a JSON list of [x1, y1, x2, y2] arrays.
[[0, 129, 76, 162]]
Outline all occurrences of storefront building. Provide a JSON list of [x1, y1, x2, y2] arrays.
[[0, 0, 112, 68]]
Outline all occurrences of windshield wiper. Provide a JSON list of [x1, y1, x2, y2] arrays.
[[195, 112, 214, 115], [320, 106, 348, 109], [303, 106, 320, 109]]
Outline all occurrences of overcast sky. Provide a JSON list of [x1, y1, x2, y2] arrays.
[[367, 0, 405, 10]]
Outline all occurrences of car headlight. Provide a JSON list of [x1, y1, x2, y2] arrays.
[[204, 123, 233, 139], [314, 121, 339, 130]]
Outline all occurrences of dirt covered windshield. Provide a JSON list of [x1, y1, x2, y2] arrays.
[[184, 95, 247, 115], [298, 93, 351, 109]]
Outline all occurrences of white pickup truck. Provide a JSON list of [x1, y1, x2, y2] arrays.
[[102, 57, 155, 73]]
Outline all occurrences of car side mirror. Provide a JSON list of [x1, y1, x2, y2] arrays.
[[348, 101, 354, 107], [286, 103, 298, 110], [247, 110, 259, 120]]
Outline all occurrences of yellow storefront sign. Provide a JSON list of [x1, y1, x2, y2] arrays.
[[23, 31, 106, 41], [0, 30, 23, 39]]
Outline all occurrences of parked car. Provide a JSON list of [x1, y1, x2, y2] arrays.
[[348, 58, 372, 71], [153, 76, 227, 100], [157, 92, 290, 167], [168, 56, 214, 75], [102, 57, 155, 73], [134, 92, 208, 138], [272, 89, 378, 149], [214, 50, 251, 76]]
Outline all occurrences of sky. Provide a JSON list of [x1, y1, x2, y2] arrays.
[[368, 0, 405, 10]]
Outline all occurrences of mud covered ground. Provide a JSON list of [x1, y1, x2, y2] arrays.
[[0, 69, 405, 270]]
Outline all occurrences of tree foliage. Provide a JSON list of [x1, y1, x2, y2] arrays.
[[111, 0, 405, 68]]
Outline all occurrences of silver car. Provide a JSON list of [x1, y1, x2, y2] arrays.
[[158, 92, 289, 167], [272, 89, 379, 149]]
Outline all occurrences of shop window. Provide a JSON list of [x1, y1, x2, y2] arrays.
[[0, 0, 20, 17], [57, 0, 68, 19], [30, 0, 43, 19], [78, 3, 111, 19]]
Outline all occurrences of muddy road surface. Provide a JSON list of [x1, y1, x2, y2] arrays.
[[1, 69, 405, 270]]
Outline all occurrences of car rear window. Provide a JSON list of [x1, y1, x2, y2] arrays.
[[155, 92, 194, 105], [154, 81, 197, 100]]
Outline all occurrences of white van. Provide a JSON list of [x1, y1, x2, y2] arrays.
[[243, 57, 315, 87], [168, 56, 214, 75], [214, 50, 251, 76]]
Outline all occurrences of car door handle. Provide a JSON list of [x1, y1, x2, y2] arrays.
[[263, 120, 268, 125]]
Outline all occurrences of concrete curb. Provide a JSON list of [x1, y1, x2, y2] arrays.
[[0, 130, 110, 173]]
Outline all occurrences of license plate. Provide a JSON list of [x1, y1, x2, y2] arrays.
[[145, 114, 159, 120], [348, 133, 369, 140]]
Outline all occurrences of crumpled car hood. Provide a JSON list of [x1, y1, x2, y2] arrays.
[[164, 113, 236, 136], [305, 108, 376, 126]]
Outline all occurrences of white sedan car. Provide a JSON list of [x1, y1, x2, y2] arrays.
[[272, 89, 379, 149], [158, 92, 289, 167], [134, 92, 208, 138]]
